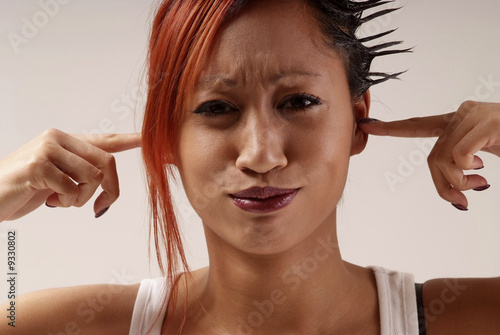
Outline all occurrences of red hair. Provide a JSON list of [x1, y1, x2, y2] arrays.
[[142, 0, 236, 332]]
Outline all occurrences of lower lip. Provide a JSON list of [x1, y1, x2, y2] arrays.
[[231, 189, 298, 214]]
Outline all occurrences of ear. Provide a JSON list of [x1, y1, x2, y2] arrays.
[[350, 90, 371, 156]]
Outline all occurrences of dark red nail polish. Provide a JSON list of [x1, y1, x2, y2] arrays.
[[45, 202, 56, 208], [451, 203, 468, 211], [357, 118, 380, 124], [95, 207, 110, 218], [473, 184, 490, 191]]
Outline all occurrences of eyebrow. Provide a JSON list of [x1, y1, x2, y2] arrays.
[[196, 70, 322, 88], [197, 74, 237, 88], [270, 70, 322, 83]]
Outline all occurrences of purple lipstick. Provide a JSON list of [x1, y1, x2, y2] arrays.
[[230, 187, 298, 214]]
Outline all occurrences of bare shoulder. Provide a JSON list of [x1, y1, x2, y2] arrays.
[[423, 276, 500, 335], [0, 283, 141, 335]]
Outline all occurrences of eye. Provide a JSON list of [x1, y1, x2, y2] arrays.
[[192, 100, 237, 117], [278, 93, 322, 112]]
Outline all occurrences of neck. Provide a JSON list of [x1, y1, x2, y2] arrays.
[[180, 212, 380, 334]]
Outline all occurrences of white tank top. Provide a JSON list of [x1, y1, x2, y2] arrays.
[[128, 267, 419, 335]]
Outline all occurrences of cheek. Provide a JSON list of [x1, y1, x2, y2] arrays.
[[292, 108, 353, 164], [179, 124, 223, 174], [294, 109, 353, 198], [177, 126, 229, 212]]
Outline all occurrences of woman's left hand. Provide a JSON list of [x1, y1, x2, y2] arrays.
[[357, 100, 500, 210]]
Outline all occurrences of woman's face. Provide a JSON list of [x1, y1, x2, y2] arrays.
[[177, 0, 368, 255]]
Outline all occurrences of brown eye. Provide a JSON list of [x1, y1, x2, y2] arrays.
[[193, 100, 238, 117], [279, 93, 322, 111]]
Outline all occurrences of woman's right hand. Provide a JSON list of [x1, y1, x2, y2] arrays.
[[0, 129, 141, 222]]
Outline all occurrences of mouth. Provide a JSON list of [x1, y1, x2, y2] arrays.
[[229, 187, 299, 214]]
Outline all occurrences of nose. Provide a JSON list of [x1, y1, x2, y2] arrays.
[[235, 113, 288, 174]]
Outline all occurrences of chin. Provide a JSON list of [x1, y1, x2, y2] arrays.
[[231, 220, 312, 256]]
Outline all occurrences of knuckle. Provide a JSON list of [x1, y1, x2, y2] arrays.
[[31, 138, 59, 165], [448, 172, 468, 190], [102, 133, 118, 141], [458, 100, 478, 114], [453, 181, 468, 191], [454, 161, 468, 171], [73, 200, 85, 208], [407, 117, 423, 124], [68, 182, 80, 195], [89, 167, 104, 183], [427, 153, 436, 166], [102, 152, 116, 167], [42, 128, 63, 140], [99, 133, 119, 148], [39, 140, 58, 155], [435, 188, 447, 199], [431, 128, 444, 137], [60, 193, 78, 207], [435, 132, 449, 144], [26, 158, 52, 183], [40, 159, 53, 173], [109, 186, 120, 199], [451, 146, 464, 159], [489, 115, 500, 129], [73, 186, 95, 208], [107, 183, 120, 199], [429, 150, 444, 166]]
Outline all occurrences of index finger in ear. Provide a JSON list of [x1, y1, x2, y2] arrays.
[[358, 112, 455, 138], [71, 133, 142, 153]]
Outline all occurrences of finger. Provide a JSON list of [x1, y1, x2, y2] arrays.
[[46, 156, 117, 214], [435, 159, 487, 192], [432, 121, 488, 191], [71, 133, 142, 153], [92, 152, 119, 216], [51, 131, 121, 214], [38, 162, 80, 207], [358, 113, 455, 138], [450, 128, 488, 170], [427, 152, 468, 208], [49, 146, 104, 207]]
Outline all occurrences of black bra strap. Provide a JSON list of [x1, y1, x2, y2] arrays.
[[415, 283, 427, 334]]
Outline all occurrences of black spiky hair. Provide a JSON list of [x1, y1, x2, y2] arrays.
[[305, 0, 411, 99]]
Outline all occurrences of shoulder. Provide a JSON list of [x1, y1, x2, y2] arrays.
[[0, 283, 141, 335], [423, 276, 500, 335]]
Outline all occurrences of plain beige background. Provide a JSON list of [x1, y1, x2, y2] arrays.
[[1, 0, 499, 300]]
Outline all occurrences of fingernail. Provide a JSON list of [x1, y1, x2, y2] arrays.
[[451, 203, 468, 211], [45, 202, 56, 208], [473, 184, 490, 191], [357, 118, 380, 124], [473, 166, 484, 170], [95, 207, 110, 218]]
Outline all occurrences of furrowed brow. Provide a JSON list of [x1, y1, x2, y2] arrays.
[[196, 70, 322, 89], [196, 74, 237, 88], [270, 70, 322, 83]]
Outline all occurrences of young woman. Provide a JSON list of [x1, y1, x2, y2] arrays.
[[1, 0, 499, 334]]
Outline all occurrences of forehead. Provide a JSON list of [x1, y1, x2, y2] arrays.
[[219, 0, 320, 48], [197, 0, 343, 86]]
